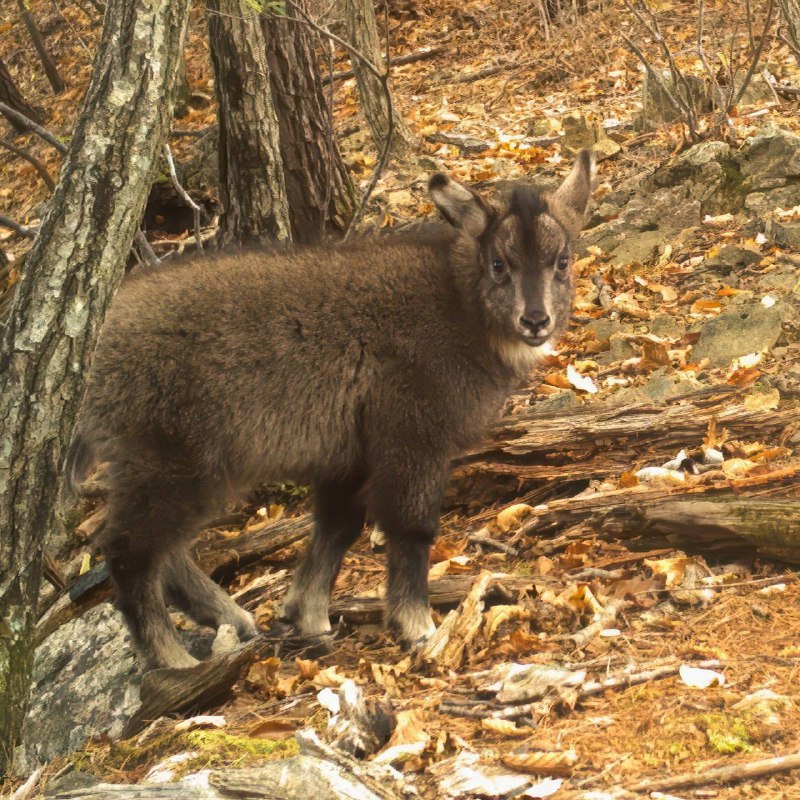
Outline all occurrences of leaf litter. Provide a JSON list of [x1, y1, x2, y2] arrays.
[[4, 0, 800, 797]]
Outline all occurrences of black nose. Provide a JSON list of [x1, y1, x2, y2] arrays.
[[520, 312, 551, 334]]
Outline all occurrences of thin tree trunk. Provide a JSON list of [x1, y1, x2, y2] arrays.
[[780, 0, 800, 55], [0, 0, 191, 777], [0, 58, 42, 130], [343, 0, 415, 157], [263, 0, 355, 244], [207, 0, 290, 247], [16, 0, 66, 94]]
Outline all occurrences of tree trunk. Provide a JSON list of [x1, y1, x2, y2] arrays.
[[0, 0, 191, 777], [780, 0, 800, 55], [263, 1, 355, 244], [343, 0, 415, 157], [16, 0, 67, 94], [0, 58, 42, 130], [207, 0, 290, 247]]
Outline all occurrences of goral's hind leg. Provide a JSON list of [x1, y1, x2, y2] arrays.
[[163, 549, 258, 641], [101, 464, 216, 670], [281, 475, 366, 637]]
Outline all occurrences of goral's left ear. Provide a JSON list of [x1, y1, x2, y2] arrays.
[[428, 173, 494, 238], [551, 149, 596, 238]]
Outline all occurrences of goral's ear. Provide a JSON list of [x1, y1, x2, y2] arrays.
[[551, 149, 596, 238], [428, 173, 492, 237]]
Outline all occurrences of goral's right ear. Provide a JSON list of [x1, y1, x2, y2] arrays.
[[428, 173, 492, 237]]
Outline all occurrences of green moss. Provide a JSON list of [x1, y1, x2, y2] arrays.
[[187, 730, 297, 762], [60, 505, 87, 539], [699, 712, 753, 754]]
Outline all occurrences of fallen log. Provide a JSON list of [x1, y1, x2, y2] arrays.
[[512, 466, 800, 553], [121, 643, 257, 738], [452, 388, 800, 497], [329, 574, 536, 626], [602, 497, 800, 564], [195, 515, 314, 577]]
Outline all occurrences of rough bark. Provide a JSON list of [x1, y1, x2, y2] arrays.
[[207, 0, 291, 247], [780, 0, 800, 54], [0, 0, 191, 777], [343, 0, 415, 157], [263, 0, 355, 244], [0, 59, 42, 130], [16, 0, 66, 94]]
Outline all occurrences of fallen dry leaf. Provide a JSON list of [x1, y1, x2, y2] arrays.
[[501, 747, 578, 776]]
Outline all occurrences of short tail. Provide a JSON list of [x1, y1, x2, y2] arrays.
[[63, 430, 93, 502]]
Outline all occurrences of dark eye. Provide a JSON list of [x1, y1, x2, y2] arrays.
[[557, 254, 570, 271], [491, 258, 505, 277]]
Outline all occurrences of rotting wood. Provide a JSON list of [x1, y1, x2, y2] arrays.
[[330, 574, 538, 626], [603, 497, 800, 563], [452, 390, 800, 493], [195, 515, 314, 576], [419, 570, 495, 669], [121, 643, 257, 739], [558, 598, 628, 649], [629, 750, 800, 794], [513, 466, 800, 551], [440, 658, 725, 721], [295, 728, 403, 800]]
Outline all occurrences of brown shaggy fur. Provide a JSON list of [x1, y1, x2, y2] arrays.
[[65, 152, 594, 669]]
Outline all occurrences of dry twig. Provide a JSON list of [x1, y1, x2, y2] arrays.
[[162, 143, 203, 254], [630, 750, 800, 793]]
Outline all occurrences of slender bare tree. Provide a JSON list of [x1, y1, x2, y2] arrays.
[[343, 0, 415, 156], [16, 0, 66, 94]]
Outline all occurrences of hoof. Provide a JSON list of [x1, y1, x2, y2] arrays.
[[269, 619, 337, 657]]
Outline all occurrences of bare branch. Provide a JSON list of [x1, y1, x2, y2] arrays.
[[623, 0, 699, 139], [0, 137, 55, 191], [134, 230, 161, 267], [0, 102, 67, 154], [0, 215, 37, 238], [163, 143, 203, 254], [321, 45, 445, 85], [731, 0, 776, 108]]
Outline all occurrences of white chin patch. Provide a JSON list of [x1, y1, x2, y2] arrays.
[[493, 336, 549, 375]]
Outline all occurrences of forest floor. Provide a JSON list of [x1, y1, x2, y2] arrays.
[[3, 1, 800, 798]]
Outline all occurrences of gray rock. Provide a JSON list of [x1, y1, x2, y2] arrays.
[[640, 369, 704, 404], [562, 111, 594, 154], [211, 756, 387, 800], [641, 71, 711, 125], [756, 265, 799, 293], [691, 301, 784, 366], [427, 131, 491, 155], [704, 245, 761, 273], [18, 603, 141, 774], [765, 218, 800, 248], [584, 318, 624, 346], [607, 229, 665, 267], [650, 315, 684, 339], [45, 772, 103, 796], [744, 184, 800, 217], [740, 126, 800, 188], [596, 333, 638, 365], [525, 117, 552, 137], [535, 390, 580, 411]]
